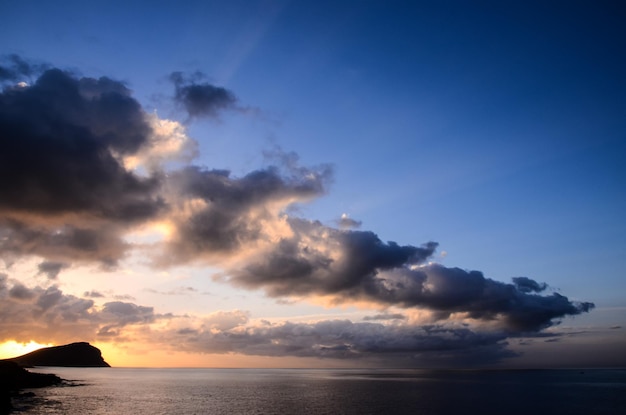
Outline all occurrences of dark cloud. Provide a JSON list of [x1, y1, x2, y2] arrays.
[[8, 282, 36, 301], [37, 261, 68, 279], [228, 219, 593, 332], [0, 58, 171, 267], [512, 276, 548, 293], [0, 67, 163, 219], [0, 220, 129, 268], [97, 301, 156, 337], [173, 319, 515, 365], [363, 313, 407, 321], [0, 54, 48, 83], [232, 219, 437, 295], [170, 71, 237, 119], [160, 158, 332, 264]]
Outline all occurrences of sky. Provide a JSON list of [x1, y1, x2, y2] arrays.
[[0, 0, 624, 368]]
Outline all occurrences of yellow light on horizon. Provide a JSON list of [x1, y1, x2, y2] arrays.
[[0, 340, 53, 359], [90, 342, 351, 369]]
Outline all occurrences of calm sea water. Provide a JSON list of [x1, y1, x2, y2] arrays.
[[13, 367, 626, 415]]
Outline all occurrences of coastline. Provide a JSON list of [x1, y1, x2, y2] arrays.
[[13, 367, 626, 415], [0, 361, 62, 414], [0, 342, 110, 413]]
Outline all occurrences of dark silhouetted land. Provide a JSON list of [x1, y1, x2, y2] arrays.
[[6, 342, 110, 368], [0, 342, 109, 413], [0, 360, 62, 414]]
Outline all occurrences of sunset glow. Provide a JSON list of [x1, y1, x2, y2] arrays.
[[0, 341, 53, 359], [1, 0, 624, 370]]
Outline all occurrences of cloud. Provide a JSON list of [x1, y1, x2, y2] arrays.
[[144, 286, 199, 296], [157, 155, 332, 265], [0, 57, 196, 267], [0, 220, 130, 268], [84, 290, 105, 298], [224, 219, 592, 332], [0, 57, 596, 364], [0, 276, 584, 366], [8, 282, 37, 301], [0, 278, 97, 343], [0, 277, 159, 344], [363, 312, 407, 321], [37, 261, 68, 279], [512, 276, 548, 293], [168, 318, 515, 365], [0, 54, 48, 83], [0, 67, 163, 219], [170, 71, 237, 119], [229, 221, 436, 295], [97, 301, 157, 337], [336, 213, 362, 229]]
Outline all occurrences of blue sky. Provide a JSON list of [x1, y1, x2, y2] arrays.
[[0, 1, 624, 367]]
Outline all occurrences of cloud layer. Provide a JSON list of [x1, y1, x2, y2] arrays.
[[0, 276, 513, 365], [0, 57, 594, 365]]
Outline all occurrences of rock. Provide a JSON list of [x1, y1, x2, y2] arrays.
[[0, 387, 11, 415], [0, 360, 62, 414], [0, 342, 109, 413], [0, 360, 62, 389], [7, 342, 110, 367]]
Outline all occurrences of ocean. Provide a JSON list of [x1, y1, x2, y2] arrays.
[[13, 367, 626, 414]]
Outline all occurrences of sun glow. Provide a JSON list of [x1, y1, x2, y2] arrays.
[[0, 340, 53, 359]]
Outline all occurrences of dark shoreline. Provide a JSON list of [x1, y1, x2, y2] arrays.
[[0, 342, 110, 413], [0, 361, 62, 414]]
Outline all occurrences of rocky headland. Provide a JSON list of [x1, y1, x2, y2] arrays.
[[7, 342, 110, 368], [0, 342, 109, 413]]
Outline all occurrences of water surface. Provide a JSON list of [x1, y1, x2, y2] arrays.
[[15, 367, 626, 414]]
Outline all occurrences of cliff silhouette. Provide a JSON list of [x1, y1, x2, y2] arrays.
[[7, 342, 110, 368], [1, 342, 109, 413]]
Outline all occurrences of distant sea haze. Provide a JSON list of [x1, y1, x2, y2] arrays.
[[14, 367, 626, 415]]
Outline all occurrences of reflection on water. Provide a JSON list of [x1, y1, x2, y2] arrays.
[[15, 368, 626, 415]]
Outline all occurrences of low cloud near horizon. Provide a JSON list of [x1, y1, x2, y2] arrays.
[[0, 56, 594, 366]]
